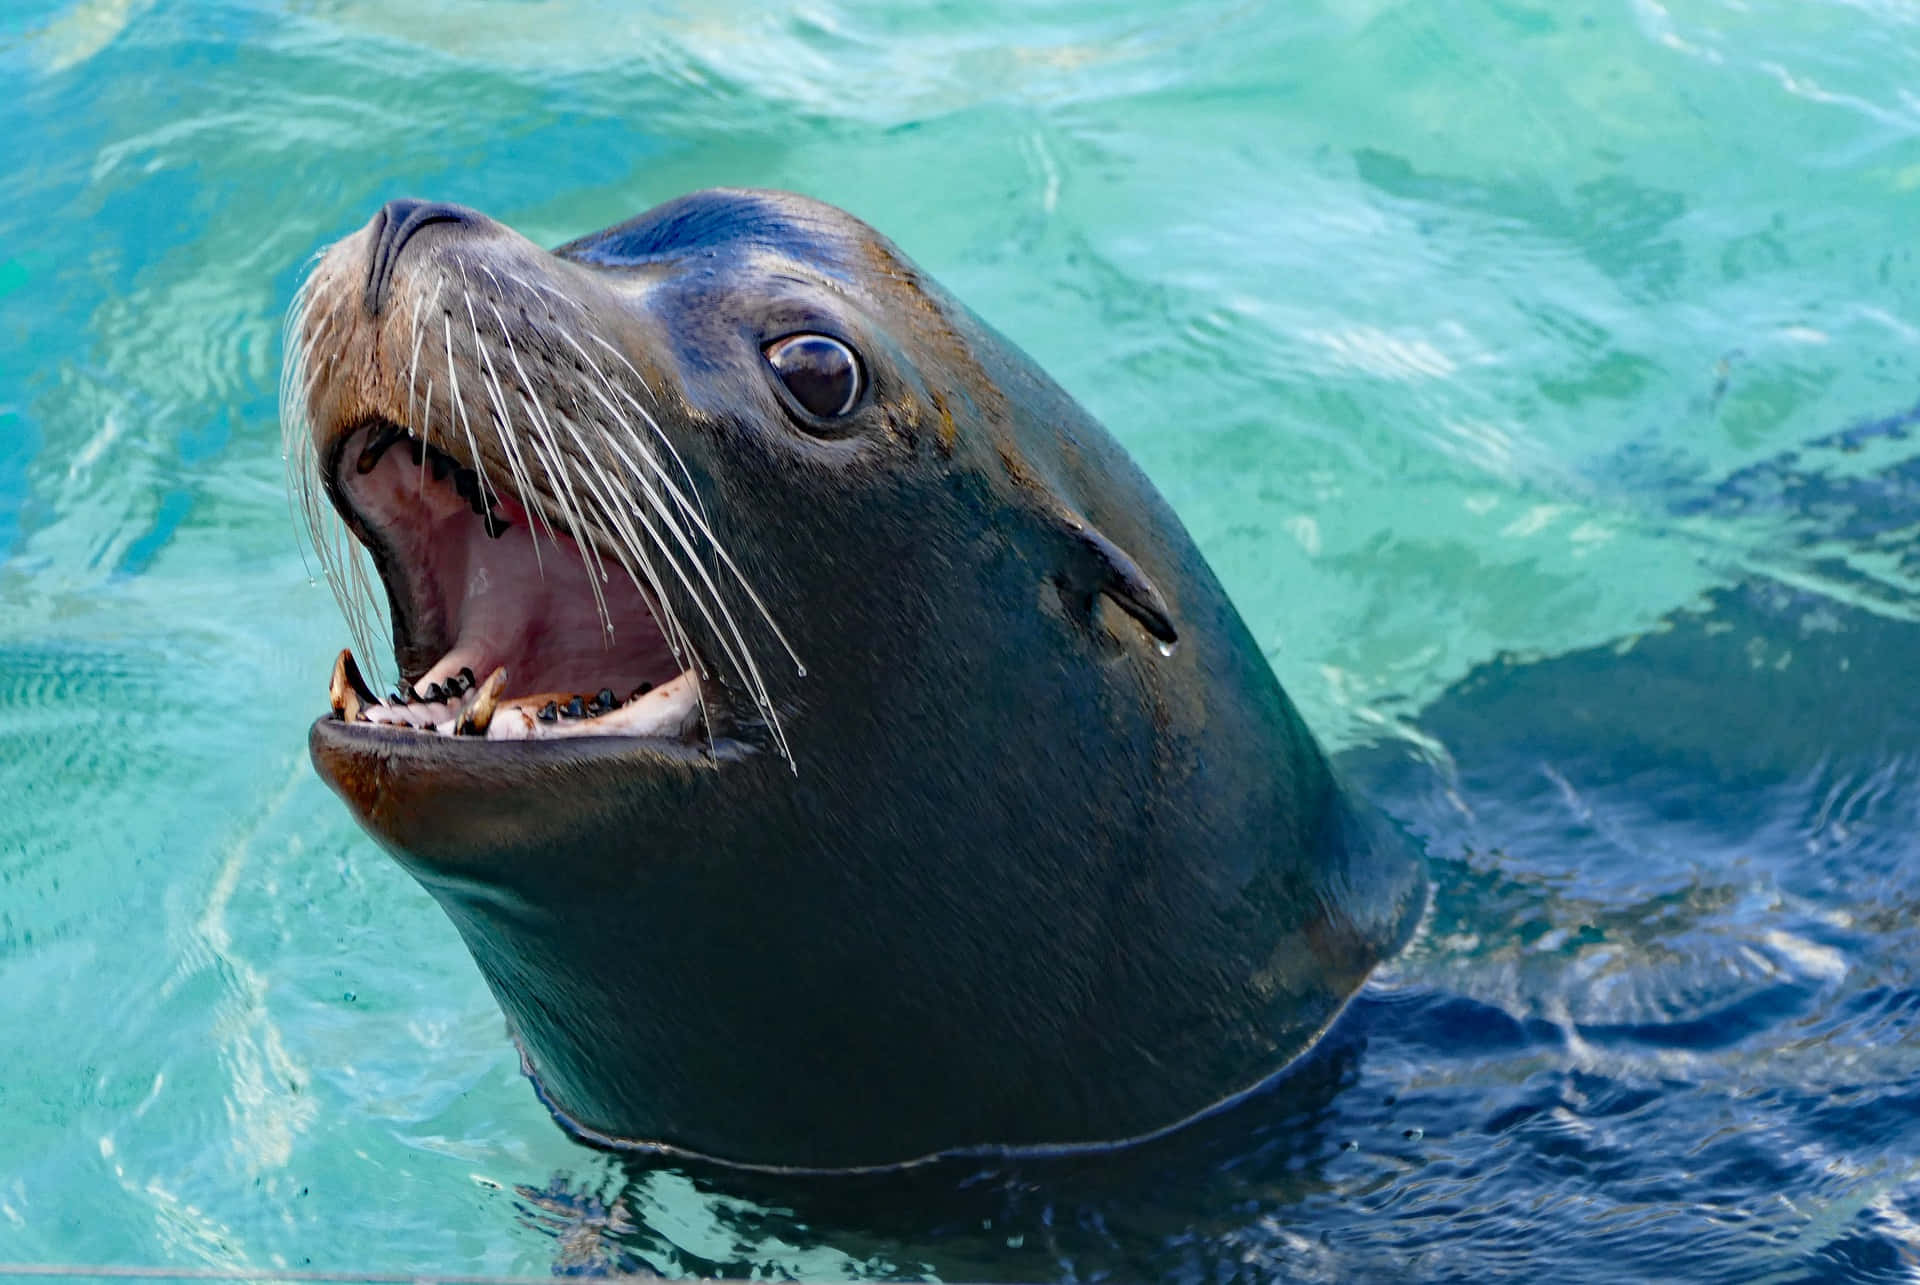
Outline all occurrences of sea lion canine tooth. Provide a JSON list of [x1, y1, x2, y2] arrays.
[[283, 187, 1428, 1173]]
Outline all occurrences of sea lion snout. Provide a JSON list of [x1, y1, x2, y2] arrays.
[[362, 198, 478, 318]]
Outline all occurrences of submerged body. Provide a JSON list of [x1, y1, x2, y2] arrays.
[[285, 189, 1426, 1170]]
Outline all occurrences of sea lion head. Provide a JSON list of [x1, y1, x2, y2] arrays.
[[286, 188, 1426, 1171]]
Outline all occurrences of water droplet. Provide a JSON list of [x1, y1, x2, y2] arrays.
[[1155, 639, 1178, 658], [795, 663, 808, 678]]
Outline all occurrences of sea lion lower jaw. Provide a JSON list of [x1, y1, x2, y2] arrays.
[[285, 188, 1427, 1171]]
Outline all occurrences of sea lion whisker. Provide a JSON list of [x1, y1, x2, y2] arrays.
[[420, 376, 435, 487], [481, 301, 574, 557], [552, 334, 800, 754], [501, 266, 576, 312], [486, 362, 620, 645], [563, 332, 801, 677], [503, 380, 602, 567], [560, 463, 689, 671], [529, 393, 704, 674], [549, 466, 621, 647], [464, 299, 549, 575], [284, 293, 389, 680], [637, 435, 802, 675], [282, 269, 415, 688], [556, 423, 771, 759], [441, 310, 520, 552], [278, 282, 313, 441], [583, 344, 724, 578], [575, 402, 796, 757], [342, 512, 387, 658], [494, 324, 708, 681], [550, 448, 718, 750], [568, 457, 699, 675], [291, 307, 336, 399], [474, 260, 507, 299], [583, 331, 657, 400], [533, 397, 747, 694], [582, 331, 714, 526], [531, 329, 698, 644], [443, 305, 617, 650], [508, 388, 696, 673], [547, 337, 793, 737], [596, 392, 807, 680], [406, 289, 430, 494], [474, 262, 550, 329], [592, 481, 760, 764], [277, 275, 310, 391], [328, 514, 388, 681], [278, 288, 331, 599], [555, 328, 788, 646], [416, 387, 432, 495]]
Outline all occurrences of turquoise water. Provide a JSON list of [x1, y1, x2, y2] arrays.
[[3, 0, 1919, 1279]]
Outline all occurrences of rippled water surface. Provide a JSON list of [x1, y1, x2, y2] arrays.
[[3, 1, 1919, 1280]]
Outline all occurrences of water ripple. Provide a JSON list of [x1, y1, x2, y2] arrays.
[[4, 0, 1920, 1279]]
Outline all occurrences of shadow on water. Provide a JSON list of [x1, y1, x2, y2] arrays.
[[504, 559, 1920, 1281]]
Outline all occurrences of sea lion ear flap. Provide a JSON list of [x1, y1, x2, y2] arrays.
[[1062, 518, 1178, 645]]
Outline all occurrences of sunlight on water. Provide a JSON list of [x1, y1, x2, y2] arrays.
[[2, 0, 1918, 1279]]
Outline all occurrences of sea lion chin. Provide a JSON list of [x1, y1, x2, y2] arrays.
[[283, 188, 1428, 1172]]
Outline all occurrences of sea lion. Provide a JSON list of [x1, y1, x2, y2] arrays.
[[282, 188, 1427, 1171]]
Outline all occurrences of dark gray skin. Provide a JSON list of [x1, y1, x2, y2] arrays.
[[295, 189, 1427, 1171]]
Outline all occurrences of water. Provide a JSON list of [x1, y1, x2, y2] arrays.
[[2, 0, 1918, 1278]]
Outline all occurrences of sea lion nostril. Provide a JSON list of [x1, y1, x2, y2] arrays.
[[363, 198, 474, 318]]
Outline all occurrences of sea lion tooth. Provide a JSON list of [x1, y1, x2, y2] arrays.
[[563, 695, 587, 719], [595, 688, 616, 711], [483, 511, 512, 538], [480, 703, 538, 741], [328, 649, 374, 721], [364, 702, 431, 730], [454, 667, 506, 736], [581, 671, 701, 739], [495, 675, 699, 741], [424, 682, 447, 703]]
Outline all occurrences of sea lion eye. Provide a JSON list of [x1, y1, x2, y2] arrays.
[[765, 333, 862, 420]]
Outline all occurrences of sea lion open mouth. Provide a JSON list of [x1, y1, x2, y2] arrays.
[[283, 188, 1427, 1172], [285, 197, 799, 772], [316, 417, 711, 746]]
